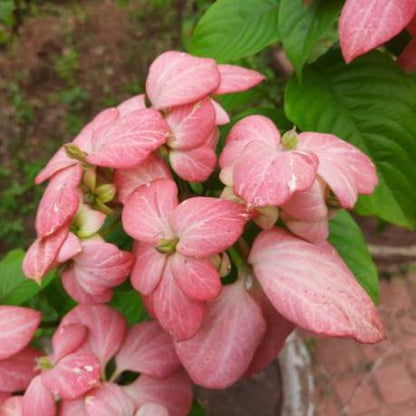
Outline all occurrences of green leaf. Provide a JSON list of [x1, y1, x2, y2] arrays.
[[0, 249, 56, 305], [278, 0, 342, 75], [285, 50, 416, 228], [110, 288, 148, 326], [329, 210, 379, 303], [189, 400, 207, 416], [189, 0, 280, 62]]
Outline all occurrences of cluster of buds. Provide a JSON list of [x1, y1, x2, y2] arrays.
[[1, 50, 385, 413]]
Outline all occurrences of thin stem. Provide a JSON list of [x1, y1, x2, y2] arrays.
[[227, 245, 246, 274]]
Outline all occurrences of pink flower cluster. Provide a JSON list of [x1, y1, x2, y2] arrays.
[[6, 50, 385, 411], [339, 0, 416, 71], [0, 305, 191, 415]]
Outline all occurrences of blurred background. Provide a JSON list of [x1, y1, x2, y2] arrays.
[[1, 1, 416, 415]]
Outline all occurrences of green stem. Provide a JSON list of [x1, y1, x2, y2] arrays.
[[227, 245, 246, 274], [99, 214, 120, 238]]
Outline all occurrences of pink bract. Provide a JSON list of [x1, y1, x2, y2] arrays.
[[122, 178, 246, 339], [175, 279, 266, 389], [249, 228, 384, 343], [123, 370, 193, 416], [213, 64, 265, 95], [61, 238, 133, 304], [0, 307, 41, 361], [297, 132, 378, 209], [35, 165, 82, 237], [339, 0, 416, 62], [220, 115, 318, 207], [115, 321, 181, 378], [145, 51, 220, 109]]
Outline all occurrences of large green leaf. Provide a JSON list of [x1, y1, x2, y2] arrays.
[[278, 0, 342, 75], [329, 211, 379, 303], [285, 50, 416, 228], [0, 249, 56, 305], [188, 0, 280, 62]]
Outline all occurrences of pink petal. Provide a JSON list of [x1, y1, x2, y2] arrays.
[[214, 65, 265, 95], [211, 99, 230, 125], [22, 376, 55, 416], [35, 165, 82, 237], [87, 109, 169, 169], [141, 294, 156, 318], [0, 347, 40, 392], [175, 280, 266, 388], [152, 260, 206, 341], [60, 305, 127, 367], [62, 271, 113, 305], [280, 179, 329, 243], [298, 132, 378, 208], [146, 51, 220, 109], [136, 403, 169, 416], [219, 115, 280, 169], [35, 148, 76, 185], [249, 228, 385, 343], [41, 352, 100, 400], [114, 155, 171, 205], [115, 321, 181, 378], [0, 392, 10, 406], [117, 94, 146, 116], [63, 239, 133, 302], [339, 0, 416, 62], [131, 243, 166, 296], [60, 399, 87, 416], [165, 97, 216, 150], [170, 254, 221, 301], [123, 371, 192, 416], [244, 286, 294, 377], [233, 141, 318, 207], [56, 232, 82, 263], [23, 227, 68, 283], [0, 396, 23, 416], [122, 179, 177, 243], [52, 324, 88, 362], [76, 108, 120, 153], [398, 37, 416, 72], [172, 197, 247, 257], [206, 128, 220, 150], [84, 383, 135, 416], [0, 307, 41, 361], [169, 144, 217, 182]]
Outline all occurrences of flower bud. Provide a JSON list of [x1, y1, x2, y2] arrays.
[[95, 184, 116, 204], [209, 252, 231, 277], [281, 128, 298, 150], [37, 356, 54, 371], [253, 206, 279, 230], [156, 238, 178, 254], [83, 167, 96, 192], [64, 144, 87, 162]]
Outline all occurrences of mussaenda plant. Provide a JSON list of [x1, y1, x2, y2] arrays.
[[1, 50, 384, 415]]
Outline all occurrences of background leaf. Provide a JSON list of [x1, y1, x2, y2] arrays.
[[188, 0, 280, 62], [278, 0, 342, 75], [110, 287, 148, 325], [329, 210, 379, 303], [285, 50, 416, 229], [0, 249, 56, 305]]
